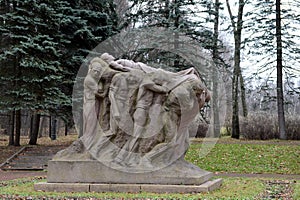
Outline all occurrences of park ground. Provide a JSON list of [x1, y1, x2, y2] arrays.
[[0, 134, 299, 199]]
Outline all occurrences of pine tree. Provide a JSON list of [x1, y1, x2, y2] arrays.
[[0, 0, 119, 144], [58, 0, 119, 137], [0, 0, 72, 144], [123, 0, 214, 72], [245, 0, 300, 139]]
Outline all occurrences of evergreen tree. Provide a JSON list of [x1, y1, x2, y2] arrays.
[[58, 0, 119, 137], [0, 0, 15, 145], [0, 0, 72, 145], [0, 0, 119, 144], [275, 0, 286, 139], [245, 0, 300, 139], [245, 0, 300, 77], [123, 0, 214, 72]]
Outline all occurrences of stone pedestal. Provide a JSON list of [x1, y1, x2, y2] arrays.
[[35, 159, 222, 193]]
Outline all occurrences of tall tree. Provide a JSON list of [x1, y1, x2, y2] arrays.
[[0, 1, 71, 145], [245, 0, 300, 139], [212, 0, 221, 137], [0, 0, 119, 144], [275, 0, 286, 139], [124, 0, 214, 71], [225, 0, 248, 139], [58, 0, 119, 137], [29, 113, 41, 145]]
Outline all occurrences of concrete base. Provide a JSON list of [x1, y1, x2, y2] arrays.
[[39, 159, 222, 193], [47, 159, 213, 185], [35, 178, 223, 193]]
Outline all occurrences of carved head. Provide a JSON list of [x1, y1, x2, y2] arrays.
[[100, 53, 115, 64], [90, 62, 103, 79], [190, 80, 210, 110]]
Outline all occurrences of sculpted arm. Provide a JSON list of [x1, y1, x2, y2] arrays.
[[85, 78, 103, 98], [109, 61, 130, 72], [141, 79, 169, 93], [116, 59, 141, 70]]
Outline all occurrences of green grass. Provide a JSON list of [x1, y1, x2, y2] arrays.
[[294, 181, 300, 199], [1, 138, 299, 199], [185, 143, 300, 174], [0, 177, 265, 200]]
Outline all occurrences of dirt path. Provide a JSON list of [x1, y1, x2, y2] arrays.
[[215, 172, 300, 180], [191, 138, 300, 146]]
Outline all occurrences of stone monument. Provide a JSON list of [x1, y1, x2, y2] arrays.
[[35, 53, 222, 193]]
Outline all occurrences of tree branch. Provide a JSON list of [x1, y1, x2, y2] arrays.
[[225, 0, 236, 32]]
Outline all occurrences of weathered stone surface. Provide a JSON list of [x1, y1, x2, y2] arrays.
[[201, 178, 223, 192], [35, 53, 222, 193], [91, 184, 141, 193], [34, 182, 89, 192], [61, 53, 211, 172], [47, 159, 212, 185], [34, 179, 223, 193]]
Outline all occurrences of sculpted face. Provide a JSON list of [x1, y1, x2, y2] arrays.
[[90, 63, 102, 79], [194, 85, 210, 109]]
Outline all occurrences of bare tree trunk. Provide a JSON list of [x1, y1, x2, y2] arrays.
[[24, 111, 31, 137], [212, 0, 220, 137], [240, 72, 248, 117], [29, 113, 40, 145], [232, 71, 240, 139], [14, 109, 21, 146], [38, 116, 46, 138], [64, 121, 68, 136], [226, 0, 245, 139], [173, 0, 180, 70], [276, 0, 286, 139], [8, 110, 15, 146], [223, 75, 232, 134], [50, 115, 57, 140]]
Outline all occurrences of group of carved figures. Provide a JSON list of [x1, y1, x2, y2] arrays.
[[80, 53, 210, 171]]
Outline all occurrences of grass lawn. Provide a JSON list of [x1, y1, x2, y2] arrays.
[[0, 177, 266, 200], [0, 135, 299, 199], [186, 142, 300, 174], [1, 177, 299, 199], [294, 181, 300, 199]]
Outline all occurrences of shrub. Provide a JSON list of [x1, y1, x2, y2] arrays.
[[240, 112, 300, 140], [286, 115, 300, 140], [240, 112, 278, 140]]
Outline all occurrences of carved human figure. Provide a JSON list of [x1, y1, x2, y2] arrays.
[[139, 75, 209, 168], [114, 71, 170, 165], [100, 53, 130, 72], [83, 62, 103, 138], [78, 53, 212, 171]]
